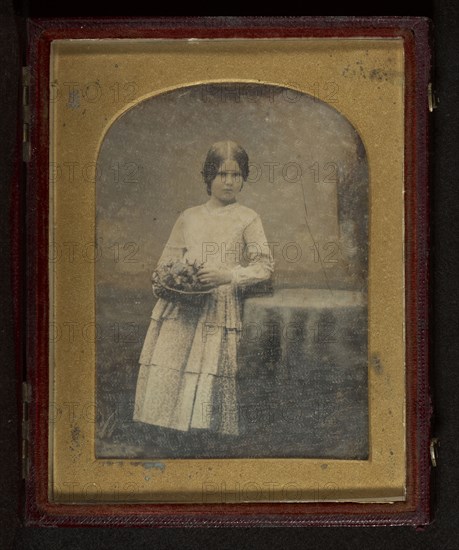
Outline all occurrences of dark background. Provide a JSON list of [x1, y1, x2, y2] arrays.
[[1, 4, 458, 550]]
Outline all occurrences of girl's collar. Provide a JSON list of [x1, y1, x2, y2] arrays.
[[204, 200, 239, 213]]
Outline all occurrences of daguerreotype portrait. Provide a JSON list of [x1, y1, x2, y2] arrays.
[[95, 84, 369, 460], [44, 30, 416, 509]]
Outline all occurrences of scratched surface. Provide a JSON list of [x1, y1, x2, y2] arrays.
[[95, 83, 368, 459]]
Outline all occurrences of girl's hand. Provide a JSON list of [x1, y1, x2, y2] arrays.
[[198, 266, 232, 287]]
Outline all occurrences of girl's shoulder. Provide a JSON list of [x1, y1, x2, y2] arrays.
[[234, 203, 259, 220], [232, 204, 259, 228], [179, 204, 207, 220]]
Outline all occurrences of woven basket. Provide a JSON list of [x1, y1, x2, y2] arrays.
[[152, 281, 213, 306]]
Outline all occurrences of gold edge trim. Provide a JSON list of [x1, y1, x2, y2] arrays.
[[48, 42, 57, 500], [48, 37, 407, 503]]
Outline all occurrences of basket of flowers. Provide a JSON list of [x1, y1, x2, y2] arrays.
[[151, 259, 213, 306]]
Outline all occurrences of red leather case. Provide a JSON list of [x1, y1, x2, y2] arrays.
[[18, 16, 432, 527]]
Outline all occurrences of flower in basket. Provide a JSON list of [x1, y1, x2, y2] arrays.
[[151, 259, 210, 303]]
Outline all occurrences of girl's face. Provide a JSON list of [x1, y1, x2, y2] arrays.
[[210, 159, 243, 204]]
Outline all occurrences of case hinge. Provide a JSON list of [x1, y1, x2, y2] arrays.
[[428, 82, 438, 112], [22, 380, 31, 479], [22, 66, 31, 162], [430, 437, 439, 467]]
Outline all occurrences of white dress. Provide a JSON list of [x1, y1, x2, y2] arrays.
[[133, 201, 274, 435]]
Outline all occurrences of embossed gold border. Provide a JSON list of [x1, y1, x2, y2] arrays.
[[49, 38, 405, 503]]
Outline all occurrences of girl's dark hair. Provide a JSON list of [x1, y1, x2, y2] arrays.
[[202, 141, 249, 195]]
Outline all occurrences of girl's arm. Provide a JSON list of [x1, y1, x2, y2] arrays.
[[151, 214, 187, 297], [231, 215, 274, 286], [156, 213, 186, 265]]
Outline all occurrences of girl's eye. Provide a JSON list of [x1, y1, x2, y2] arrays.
[[218, 172, 242, 178]]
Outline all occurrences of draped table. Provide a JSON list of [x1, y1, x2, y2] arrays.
[[237, 288, 368, 458]]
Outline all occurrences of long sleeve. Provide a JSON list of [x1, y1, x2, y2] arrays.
[[231, 215, 274, 286], [156, 213, 187, 266]]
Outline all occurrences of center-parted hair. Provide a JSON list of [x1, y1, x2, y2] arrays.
[[202, 141, 249, 196]]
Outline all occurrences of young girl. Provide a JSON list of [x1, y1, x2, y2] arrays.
[[133, 141, 274, 435]]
